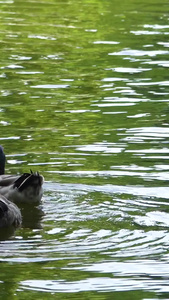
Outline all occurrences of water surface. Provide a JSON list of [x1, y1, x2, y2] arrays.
[[0, 0, 169, 299]]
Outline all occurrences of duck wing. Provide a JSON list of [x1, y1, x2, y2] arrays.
[[0, 172, 44, 203], [0, 198, 8, 218], [13, 172, 41, 191], [0, 195, 22, 228], [0, 174, 20, 187]]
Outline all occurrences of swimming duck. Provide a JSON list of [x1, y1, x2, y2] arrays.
[[0, 146, 44, 203], [0, 195, 22, 228]]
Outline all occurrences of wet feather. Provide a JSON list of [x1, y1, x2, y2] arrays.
[[0, 195, 22, 228]]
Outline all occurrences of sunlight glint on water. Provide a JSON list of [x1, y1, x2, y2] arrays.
[[0, 0, 169, 299]]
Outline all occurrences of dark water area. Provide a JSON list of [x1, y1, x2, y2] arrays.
[[0, 0, 169, 299]]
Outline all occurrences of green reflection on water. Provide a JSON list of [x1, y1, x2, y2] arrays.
[[0, 0, 169, 299], [0, 262, 158, 300]]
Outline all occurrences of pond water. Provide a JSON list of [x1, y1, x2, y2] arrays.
[[0, 0, 169, 299]]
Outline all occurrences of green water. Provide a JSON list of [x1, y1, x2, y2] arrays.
[[0, 0, 169, 299]]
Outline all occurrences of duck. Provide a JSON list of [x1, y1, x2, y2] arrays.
[[0, 146, 44, 203], [0, 195, 22, 228]]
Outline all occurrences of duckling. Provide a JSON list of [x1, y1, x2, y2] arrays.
[[0, 195, 22, 228], [0, 146, 44, 203]]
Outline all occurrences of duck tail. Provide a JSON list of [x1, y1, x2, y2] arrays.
[[13, 171, 43, 192]]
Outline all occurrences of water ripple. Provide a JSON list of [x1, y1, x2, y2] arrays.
[[108, 49, 168, 57], [19, 276, 169, 293]]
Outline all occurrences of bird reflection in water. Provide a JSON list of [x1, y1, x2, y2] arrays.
[[18, 202, 44, 229], [0, 203, 44, 241]]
